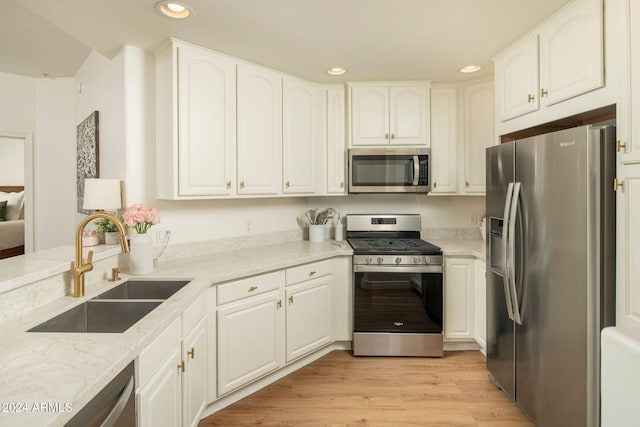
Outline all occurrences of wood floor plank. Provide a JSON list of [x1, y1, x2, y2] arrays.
[[199, 350, 534, 427]]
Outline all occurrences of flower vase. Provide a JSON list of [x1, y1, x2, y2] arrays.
[[129, 232, 154, 275]]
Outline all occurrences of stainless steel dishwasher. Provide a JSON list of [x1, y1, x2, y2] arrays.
[[65, 361, 135, 426]]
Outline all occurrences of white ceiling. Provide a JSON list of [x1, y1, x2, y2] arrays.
[[2, 0, 573, 83]]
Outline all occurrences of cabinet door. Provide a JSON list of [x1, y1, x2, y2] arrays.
[[430, 87, 458, 193], [494, 35, 539, 121], [285, 277, 332, 362], [327, 87, 346, 194], [182, 317, 207, 427], [283, 77, 318, 194], [177, 44, 236, 197], [616, 166, 640, 336], [137, 345, 182, 427], [473, 259, 487, 353], [462, 80, 494, 194], [623, 0, 640, 163], [237, 64, 282, 195], [539, 0, 603, 106], [389, 86, 429, 146], [444, 257, 474, 340], [351, 86, 389, 145], [217, 290, 284, 395]]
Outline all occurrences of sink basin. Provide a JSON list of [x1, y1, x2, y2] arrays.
[[28, 300, 162, 333], [92, 279, 191, 300]]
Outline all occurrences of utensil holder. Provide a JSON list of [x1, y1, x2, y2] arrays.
[[309, 224, 325, 243]]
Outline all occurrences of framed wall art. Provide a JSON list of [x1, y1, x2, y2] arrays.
[[76, 111, 99, 214]]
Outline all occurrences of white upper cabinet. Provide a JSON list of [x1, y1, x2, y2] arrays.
[[463, 80, 495, 194], [430, 86, 458, 193], [326, 86, 347, 194], [282, 77, 321, 194], [494, 0, 603, 121], [156, 40, 236, 199], [350, 83, 430, 146], [237, 64, 283, 195], [495, 35, 539, 121], [539, 0, 603, 107]]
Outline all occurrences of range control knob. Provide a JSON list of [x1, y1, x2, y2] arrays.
[[413, 257, 422, 264], [395, 257, 402, 264], [377, 256, 384, 264], [365, 256, 373, 264]]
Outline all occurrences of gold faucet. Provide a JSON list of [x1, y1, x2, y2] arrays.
[[73, 212, 130, 297]]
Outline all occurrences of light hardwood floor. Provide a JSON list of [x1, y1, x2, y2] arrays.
[[199, 350, 534, 426]]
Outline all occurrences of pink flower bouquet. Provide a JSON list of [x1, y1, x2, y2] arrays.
[[122, 204, 160, 234]]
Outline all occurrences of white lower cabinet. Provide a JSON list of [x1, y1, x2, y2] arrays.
[[216, 271, 285, 396], [137, 299, 208, 427], [444, 256, 475, 342], [473, 258, 487, 353], [285, 261, 333, 362]]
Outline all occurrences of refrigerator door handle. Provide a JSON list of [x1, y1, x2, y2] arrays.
[[509, 182, 523, 325], [502, 182, 515, 320]]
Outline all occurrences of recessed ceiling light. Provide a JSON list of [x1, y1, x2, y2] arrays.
[[327, 67, 347, 76], [156, 1, 193, 19], [459, 65, 482, 74]]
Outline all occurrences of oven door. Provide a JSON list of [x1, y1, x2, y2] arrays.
[[353, 265, 443, 334], [348, 148, 431, 193]]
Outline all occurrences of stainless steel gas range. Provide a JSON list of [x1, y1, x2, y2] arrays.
[[346, 214, 443, 357]]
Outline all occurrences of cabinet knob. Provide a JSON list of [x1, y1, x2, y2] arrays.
[[340, 181, 344, 189], [540, 88, 548, 98], [617, 140, 627, 153], [385, 133, 389, 139], [277, 300, 282, 309], [286, 181, 290, 188], [248, 286, 258, 292], [187, 347, 195, 359], [178, 360, 185, 373], [527, 93, 535, 103], [288, 295, 294, 304], [614, 178, 624, 191], [433, 182, 437, 189], [226, 180, 232, 189], [240, 181, 245, 189], [391, 133, 396, 139], [465, 180, 470, 187]]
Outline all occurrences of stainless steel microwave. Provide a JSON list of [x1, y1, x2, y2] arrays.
[[348, 147, 431, 194]]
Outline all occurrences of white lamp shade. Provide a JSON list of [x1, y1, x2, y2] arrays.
[[82, 178, 122, 210]]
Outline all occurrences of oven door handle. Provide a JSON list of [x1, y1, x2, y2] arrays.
[[354, 265, 443, 274]]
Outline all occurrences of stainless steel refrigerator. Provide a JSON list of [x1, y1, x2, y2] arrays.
[[485, 123, 616, 427]]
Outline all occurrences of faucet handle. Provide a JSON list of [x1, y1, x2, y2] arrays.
[[86, 250, 94, 265], [109, 267, 121, 282]]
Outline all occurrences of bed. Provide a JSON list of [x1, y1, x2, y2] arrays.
[[0, 186, 25, 259]]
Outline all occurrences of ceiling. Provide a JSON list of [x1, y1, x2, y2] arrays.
[[2, 0, 573, 83]]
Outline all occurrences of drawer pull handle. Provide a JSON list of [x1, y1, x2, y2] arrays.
[[277, 300, 282, 309], [226, 180, 232, 189], [178, 360, 185, 373], [309, 271, 316, 277], [187, 347, 195, 359], [527, 93, 534, 103], [289, 295, 294, 304], [240, 181, 245, 189], [248, 286, 258, 292], [541, 88, 548, 98]]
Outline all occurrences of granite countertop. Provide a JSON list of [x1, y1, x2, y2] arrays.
[[0, 240, 352, 427], [431, 239, 486, 260]]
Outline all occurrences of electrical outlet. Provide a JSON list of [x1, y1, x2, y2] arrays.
[[470, 212, 478, 226], [156, 228, 170, 243]]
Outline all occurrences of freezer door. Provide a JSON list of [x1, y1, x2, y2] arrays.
[[485, 143, 515, 399], [514, 126, 593, 427]]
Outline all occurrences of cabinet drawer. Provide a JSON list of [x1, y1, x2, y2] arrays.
[[137, 316, 181, 388], [286, 259, 332, 286], [183, 294, 207, 334], [217, 271, 284, 305]]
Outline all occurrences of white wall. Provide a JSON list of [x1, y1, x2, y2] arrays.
[[0, 72, 36, 133], [0, 137, 24, 185]]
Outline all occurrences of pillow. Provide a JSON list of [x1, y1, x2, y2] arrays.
[[0, 191, 24, 221], [0, 200, 7, 221]]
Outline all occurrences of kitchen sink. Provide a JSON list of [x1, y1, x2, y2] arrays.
[[28, 300, 162, 333], [92, 279, 191, 300]]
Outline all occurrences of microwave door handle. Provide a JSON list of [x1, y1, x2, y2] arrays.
[[412, 155, 420, 186]]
